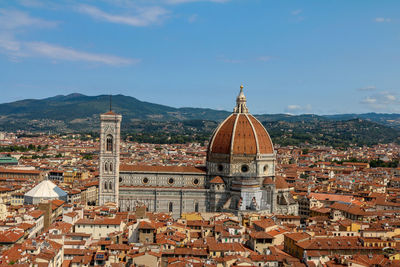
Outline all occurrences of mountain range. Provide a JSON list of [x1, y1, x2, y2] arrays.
[[0, 93, 399, 146]]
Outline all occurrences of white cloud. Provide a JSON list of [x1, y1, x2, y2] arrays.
[[77, 4, 168, 27], [26, 42, 137, 65], [361, 96, 377, 104], [375, 17, 391, 23], [291, 9, 302, 15], [285, 104, 312, 114], [0, 37, 137, 65], [0, 34, 21, 52], [0, 9, 58, 30], [384, 93, 396, 102], [360, 91, 399, 112], [287, 105, 301, 111], [0, 9, 138, 66]]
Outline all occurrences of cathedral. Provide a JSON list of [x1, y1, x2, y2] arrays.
[[99, 86, 298, 217]]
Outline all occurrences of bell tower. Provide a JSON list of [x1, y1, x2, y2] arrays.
[[99, 107, 122, 207]]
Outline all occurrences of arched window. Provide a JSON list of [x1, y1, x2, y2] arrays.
[[104, 162, 108, 173], [106, 135, 113, 152], [104, 182, 108, 190], [109, 181, 113, 191], [109, 162, 113, 173], [195, 202, 199, 212], [169, 202, 173, 213]]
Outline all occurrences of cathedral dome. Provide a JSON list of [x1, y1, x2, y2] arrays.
[[207, 86, 274, 159]]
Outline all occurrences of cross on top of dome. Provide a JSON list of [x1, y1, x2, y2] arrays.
[[234, 84, 249, 114]]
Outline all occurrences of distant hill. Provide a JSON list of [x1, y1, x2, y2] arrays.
[[0, 93, 228, 120], [324, 113, 400, 129], [0, 93, 399, 146], [263, 119, 400, 147]]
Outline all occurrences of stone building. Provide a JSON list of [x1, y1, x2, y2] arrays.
[[98, 86, 298, 217]]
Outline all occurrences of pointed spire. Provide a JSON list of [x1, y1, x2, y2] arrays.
[[234, 84, 249, 113], [109, 95, 112, 112]]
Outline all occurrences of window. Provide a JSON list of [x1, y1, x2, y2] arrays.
[[193, 178, 199, 185], [195, 202, 199, 212], [109, 163, 113, 173], [106, 135, 113, 152], [105, 163, 108, 173], [104, 182, 108, 190], [218, 165, 223, 172], [109, 181, 113, 191], [263, 165, 268, 173], [241, 165, 249, 173], [143, 177, 149, 184], [169, 202, 173, 212], [168, 178, 174, 185]]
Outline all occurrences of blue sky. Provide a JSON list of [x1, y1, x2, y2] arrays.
[[0, 0, 399, 114]]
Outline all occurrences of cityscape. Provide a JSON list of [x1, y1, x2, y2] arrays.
[[1, 1, 400, 267]]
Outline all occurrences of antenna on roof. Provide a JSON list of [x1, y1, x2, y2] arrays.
[[109, 95, 112, 112]]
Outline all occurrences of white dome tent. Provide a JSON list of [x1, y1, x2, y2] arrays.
[[24, 180, 67, 204]]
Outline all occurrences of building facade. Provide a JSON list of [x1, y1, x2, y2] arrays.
[[98, 111, 122, 206], [98, 87, 298, 217]]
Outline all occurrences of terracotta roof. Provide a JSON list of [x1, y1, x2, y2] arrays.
[[284, 232, 311, 242], [64, 249, 85, 255], [248, 115, 274, 154], [233, 115, 257, 154], [103, 111, 118, 115], [263, 177, 274, 185], [329, 202, 366, 216], [27, 210, 45, 219], [253, 218, 276, 230], [209, 113, 274, 156], [209, 176, 224, 184], [0, 167, 41, 174], [138, 221, 156, 229], [296, 237, 367, 250], [0, 229, 24, 243], [275, 176, 289, 189], [0, 244, 28, 264], [208, 242, 246, 252], [16, 222, 35, 231], [51, 199, 65, 208], [309, 193, 354, 203], [209, 114, 237, 154], [249, 231, 274, 239]]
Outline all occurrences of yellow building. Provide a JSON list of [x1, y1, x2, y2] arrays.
[[338, 220, 362, 232], [181, 212, 203, 221], [10, 193, 24, 206], [0, 187, 14, 204], [63, 170, 88, 184]]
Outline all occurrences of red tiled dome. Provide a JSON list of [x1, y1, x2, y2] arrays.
[[208, 86, 274, 157], [208, 114, 274, 155]]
